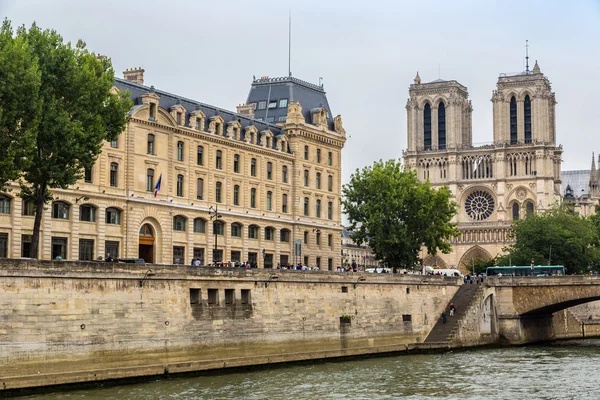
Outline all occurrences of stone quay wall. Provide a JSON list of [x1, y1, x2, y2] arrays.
[[0, 260, 460, 389]]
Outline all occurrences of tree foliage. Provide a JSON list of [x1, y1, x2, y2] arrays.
[[497, 205, 599, 274], [342, 159, 458, 270], [0, 20, 132, 258]]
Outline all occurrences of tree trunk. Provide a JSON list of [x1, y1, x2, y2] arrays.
[[30, 182, 47, 260]]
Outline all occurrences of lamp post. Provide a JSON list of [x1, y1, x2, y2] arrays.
[[209, 205, 223, 267]]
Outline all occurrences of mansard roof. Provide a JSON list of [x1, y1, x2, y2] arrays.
[[246, 76, 334, 130], [114, 78, 285, 140]]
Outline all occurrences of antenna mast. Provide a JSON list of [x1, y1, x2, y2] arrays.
[[288, 10, 292, 77], [525, 39, 529, 73]]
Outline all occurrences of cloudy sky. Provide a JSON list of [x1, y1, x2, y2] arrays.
[[3, 0, 600, 185]]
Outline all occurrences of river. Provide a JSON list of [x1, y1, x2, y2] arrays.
[[21, 340, 600, 400]]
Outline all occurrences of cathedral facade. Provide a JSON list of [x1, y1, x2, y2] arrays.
[[402, 62, 563, 271]]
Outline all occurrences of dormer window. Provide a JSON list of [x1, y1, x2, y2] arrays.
[[177, 112, 183, 125], [258, 101, 266, 110], [268, 101, 277, 109], [279, 99, 288, 108], [149, 103, 156, 121], [195, 118, 201, 130]]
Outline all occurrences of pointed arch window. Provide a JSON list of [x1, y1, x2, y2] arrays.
[[526, 201, 534, 216], [512, 202, 520, 221], [510, 96, 517, 144], [438, 102, 446, 149], [424, 103, 432, 150], [524, 95, 532, 143]]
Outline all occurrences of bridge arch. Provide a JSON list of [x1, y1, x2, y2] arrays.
[[480, 294, 497, 335]]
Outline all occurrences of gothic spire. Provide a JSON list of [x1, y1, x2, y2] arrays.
[[414, 72, 421, 85]]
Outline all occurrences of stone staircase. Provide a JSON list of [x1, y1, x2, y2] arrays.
[[424, 283, 481, 343]]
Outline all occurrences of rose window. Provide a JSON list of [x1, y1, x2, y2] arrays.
[[464, 190, 495, 221]]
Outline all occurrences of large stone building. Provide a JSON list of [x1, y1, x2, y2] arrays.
[[402, 61, 563, 270], [341, 227, 378, 268], [0, 70, 347, 268]]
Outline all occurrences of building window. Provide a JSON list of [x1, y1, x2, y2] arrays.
[[438, 102, 446, 149], [424, 103, 432, 150], [282, 194, 288, 213], [316, 232, 321, 246], [197, 146, 204, 165], [328, 175, 333, 192], [213, 221, 224, 236], [278, 116, 286, 122], [106, 208, 121, 225], [258, 101, 266, 110], [266, 162, 272, 180], [250, 188, 257, 208], [328, 152, 333, 166], [0, 195, 10, 214], [328, 201, 333, 220], [173, 215, 186, 231], [147, 134, 155, 154], [234, 154, 240, 173], [266, 191, 272, 211], [282, 166, 288, 183], [194, 218, 206, 233], [79, 239, 94, 261], [251, 158, 257, 177], [216, 150, 222, 170], [316, 199, 321, 218], [110, 162, 118, 187], [79, 205, 96, 222], [110, 138, 118, 148], [266, 116, 275, 123], [512, 202, 520, 221], [316, 149, 321, 163], [21, 234, 32, 258], [233, 185, 240, 206], [280, 229, 290, 242], [149, 103, 156, 121], [304, 231, 308, 244], [106, 240, 119, 259], [328, 234, 333, 247], [268, 101, 277, 109], [510, 96, 517, 144], [195, 117, 201, 130], [265, 227, 275, 240], [173, 246, 185, 265], [197, 178, 204, 200], [304, 145, 309, 160], [304, 197, 309, 216], [51, 237, 68, 260], [84, 167, 93, 183], [279, 99, 288, 108], [316, 173, 321, 189], [231, 223, 242, 237], [176, 174, 184, 197], [177, 141, 184, 161], [524, 95, 532, 144], [304, 170, 309, 187], [52, 202, 70, 220], [215, 181, 222, 203], [248, 225, 259, 239], [526, 201, 535, 215], [146, 168, 154, 192], [22, 199, 36, 216]]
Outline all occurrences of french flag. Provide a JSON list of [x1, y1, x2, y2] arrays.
[[153, 173, 162, 198]]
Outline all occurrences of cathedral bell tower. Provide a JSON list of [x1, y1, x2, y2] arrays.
[[406, 73, 473, 152]]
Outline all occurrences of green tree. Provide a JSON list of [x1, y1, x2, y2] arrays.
[[498, 205, 598, 274], [3, 20, 132, 258], [342, 159, 458, 270], [0, 19, 41, 189]]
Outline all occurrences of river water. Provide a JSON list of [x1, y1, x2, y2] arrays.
[[21, 340, 600, 400]]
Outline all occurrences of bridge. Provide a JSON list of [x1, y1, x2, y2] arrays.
[[425, 275, 600, 345]]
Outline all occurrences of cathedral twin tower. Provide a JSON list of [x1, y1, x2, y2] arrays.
[[403, 61, 562, 270]]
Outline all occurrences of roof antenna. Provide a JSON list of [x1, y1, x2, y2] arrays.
[[525, 39, 529, 73], [288, 10, 292, 77]]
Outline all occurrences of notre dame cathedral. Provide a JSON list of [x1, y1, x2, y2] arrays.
[[402, 61, 563, 271]]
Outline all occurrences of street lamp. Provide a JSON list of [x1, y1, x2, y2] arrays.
[[209, 205, 223, 267]]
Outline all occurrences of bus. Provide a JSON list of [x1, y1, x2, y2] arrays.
[[485, 265, 566, 277]]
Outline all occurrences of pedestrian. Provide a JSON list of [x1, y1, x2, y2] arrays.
[[194, 258, 201, 267], [442, 311, 447, 324], [449, 303, 455, 316]]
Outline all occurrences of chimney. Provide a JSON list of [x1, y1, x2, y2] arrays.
[[236, 104, 255, 119], [123, 67, 145, 85]]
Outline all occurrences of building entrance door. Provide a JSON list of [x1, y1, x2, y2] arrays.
[[138, 224, 154, 263]]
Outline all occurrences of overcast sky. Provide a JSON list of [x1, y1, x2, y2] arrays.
[[3, 0, 600, 185]]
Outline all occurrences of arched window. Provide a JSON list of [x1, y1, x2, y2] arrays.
[[510, 96, 517, 144], [146, 169, 154, 192], [304, 145, 309, 160], [173, 215, 186, 231], [193, 218, 206, 233], [140, 224, 153, 237], [304, 231, 309, 244], [304, 197, 309, 216], [266, 162, 272, 180], [215, 150, 222, 170], [266, 191, 272, 211], [424, 103, 432, 150], [52, 201, 70, 219], [280, 229, 290, 242], [215, 181, 222, 203], [79, 204, 96, 222], [526, 201, 534, 216], [213, 220, 224, 235], [524, 95, 532, 143], [231, 223, 242, 237], [438, 102, 446, 149], [177, 141, 184, 161], [176, 174, 184, 197], [233, 185, 240, 206], [512, 202, 520, 221], [316, 149, 321, 163], [109, 162, 118, 187], [147, 134, 155, 155], [316, 199, 321, 218], [197, 146, 204, 165], [328, 201, 333, 220], [265, 227, 275, 241], [251, 158, 257, 176], [234, 154, 240, 173], [316, 173, 321, 189], [304, 170, 309, 187], [248, 225, 259, 239], [282, 165, 288, 183], [0, 195, 11, 214], [196, 178, 204, 200], [250, 188, 257, 208], [282, 194, 288, 213], [106, 207, 121, 224]]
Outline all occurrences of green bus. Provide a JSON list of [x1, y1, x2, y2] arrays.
[[486, 265, 566, 277]]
